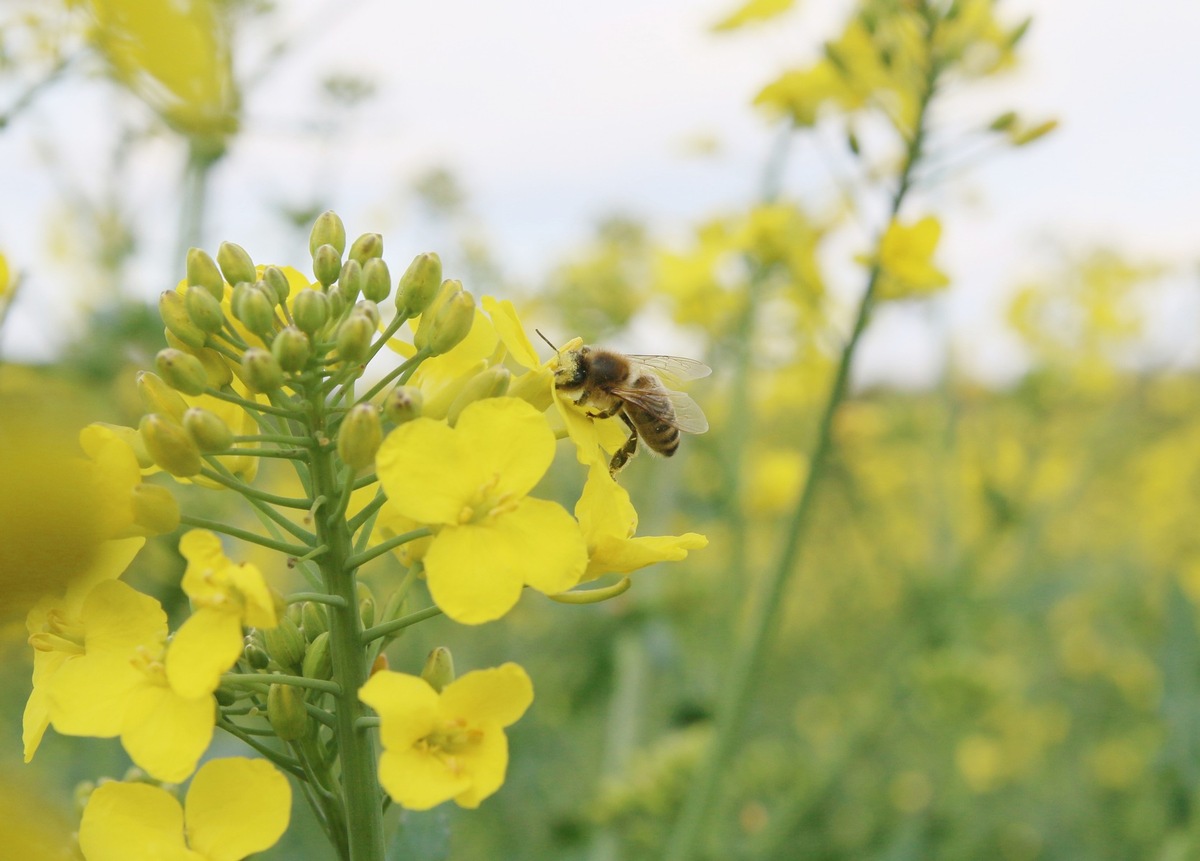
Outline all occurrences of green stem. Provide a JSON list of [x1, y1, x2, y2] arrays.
[[199, 466, 314, 509], [361, 604, 443, 644], [220, 673, 341, 696], [348, 490, 387, 535], [217, 719, 305, 779], [287, 592, 349, 608], [207, 386, 296, 417], [353, 347, 430, 405], [344, 527, 432, 571], [179, 514, 310, 557], [661, 44, 942, 861]]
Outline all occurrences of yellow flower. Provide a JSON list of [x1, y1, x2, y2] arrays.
[[875, 216, 951, 300], [576, 463, 707, 581], [375, 398, 587, 624], [78, 757, 291, 861], [360, 663, 533, 810], [79, 423, 179, 538], [166, 530, 278, 699]]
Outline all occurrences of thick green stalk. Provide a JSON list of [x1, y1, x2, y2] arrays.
[[308, 392, 386, 861], [662, 47, 943, 861]]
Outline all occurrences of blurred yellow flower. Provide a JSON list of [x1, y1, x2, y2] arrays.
[[875, 216, 950, 300]]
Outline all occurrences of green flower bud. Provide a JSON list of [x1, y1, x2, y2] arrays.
[[286, 601, 304, 626], [139, 413, 202, 477], [348, 232, 383, 265], [217, 241, 256, 287], [155, 348, 209, 396], [357, 582, 376, 629], [395, 252, 442, 317], [245, 641, 270, 670], [337, 403, 382, 472], [338, 259, 363, 300], [184, 285, 225, 333], [327, 286, 349, 320], [293, 289, 331, 335], [163, 333, 235, 389], [183, 407, 234, 452], [361, 257, 391, 303], [136, 371, 188, 423], [159, 290, 207, 349], [242, 348, 284, 393], [186, 247, 226, 301], [263, 265, 291, 303], [301, 602, 328, 642], [420, 647, 455, 693], [354, 300, 381, 329], [421, 287, 475, 357], [272, 326, 312, 373], [309, 210, 347, 257], [336, 313, 375, 365], [130, 484, 180, 535], [302, 631, 332, 680], [446, 366, 510, 425], [231, 282, 276, 335], [313, 243, 342, 288], [383, 385, 423, 425], [268, 683, 309, 741], [262, 616, 306, 671], [215, 686, 236, 708], [413, 279, 459, 351]]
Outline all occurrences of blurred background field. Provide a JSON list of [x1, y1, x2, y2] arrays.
[[3, 1, 1200, 859]]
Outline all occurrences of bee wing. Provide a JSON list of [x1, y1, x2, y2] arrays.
[[610, 385, 710, 435], [626, 355, 712, 386]]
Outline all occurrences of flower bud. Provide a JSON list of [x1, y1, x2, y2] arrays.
[[337, 403, 382, 472], [508, 367, 554, 412], [215, 686, 236, 707], [242, 348, 284, 393], [361, 258, 391, 303], [163, 333, 235, 389], [139, 413, 203, 477], [358, 582, 376, 629], [348, 232, 383, 265], [159, 290, 207, 349], [272, 326, 312, 373], [309, 210, 347, 257], [301, 631, 332, 680], [263, 266, 291, 303], [383, 385, 423, 425], [183, 407, 234, 452], [91, 422, 155, 468], [155, 348, 209, 396], [262, 616, 306, 670], [420, 647, 455, 693], [446, 366, 510, 425], [336, 313, 375, 365], [186, 247, 225, 300], [313, 243, 342, 288], [217, 241, 256, 287], [301, 602, 328, 642], [184, 285, 225, 333], [130, 484, 181, 535], [245, 641, 270, 670], [420, 287, 475, 356], [395, 252, 442, 317], [422, 359, 486, 420], [267, 683, 309, 741], [231, 282, 276, 335], [136, 371, 188, 423], [292, 289, 330, 334], [354, 300, 381, 329], [338, 259, 363, 300]]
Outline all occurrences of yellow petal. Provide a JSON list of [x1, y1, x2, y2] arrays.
[[586, 533, 709, 580], [504, 499, 588, 596], [46, 653, 142, 739], [64, 537, 146, 611], [453, 399, 555, 500], [81, 579, 168, 659], [440, 663, 533, 729], [22, 683, 51, 762], [576, 462, 637, 543], [376, 418, 480, 525], [553, 390, 606, 465], [122, 685, 214, 783], [179, 530, 229, 603], [359, 671, 439, 750], [165, 607, 243, 698], [78, 781, 199, 861], [185, 758, 291, 861], [226, 561, 277, 628], [378, 746, 471, 811], [481, 296, 541, 369], [452, 724, 508, 809], [424, 525, 526, 624]]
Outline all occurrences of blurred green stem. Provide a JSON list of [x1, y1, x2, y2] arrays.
[[662, 47, 943, 861]]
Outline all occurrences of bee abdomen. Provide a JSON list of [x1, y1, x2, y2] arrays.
[[626, 402, 680, 457]]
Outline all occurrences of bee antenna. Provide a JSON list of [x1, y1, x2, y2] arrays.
[[535, 329, 560, 353]]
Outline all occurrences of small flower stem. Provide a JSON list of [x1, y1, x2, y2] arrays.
[[216, 718, 305, 779], [304, 701, 338, 728], [353, 470, 378, 490], [347, 490, 387, 535], [361, 604, 443, 644], [207, 386, 296, 417], [354, 347, 430, 405], [344, 527, 432, 571], [220, 673, 342, 696], [233, 433, 314, 446], [548, 577, 632, 604], [287, 592, 349, 608], [178, 514, 310, 557], [199, 466, 314, 509], [212, 447, 310, 459], [355, 716, 382, 729]]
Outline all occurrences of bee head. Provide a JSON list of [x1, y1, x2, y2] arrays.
[[553, 347, 589, 389]]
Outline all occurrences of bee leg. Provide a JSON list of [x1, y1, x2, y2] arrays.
[[608, 413, 639, 477], [587, 404, 623, 420]]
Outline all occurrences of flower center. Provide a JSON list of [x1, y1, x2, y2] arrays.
[[130, 643, 169, 686], [458, 474, 520, 525], [28, 609, 86, 654], [417, 717, 484, 774]]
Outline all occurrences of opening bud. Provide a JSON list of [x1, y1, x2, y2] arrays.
[[272, 326, 312, 373], [231, 282, 276, 335], [420, 286, 476, 356], [337, 403, 383, 472], [338, 259, 363, 300], [186, 247, 225, 301], [301, 602, 328, 642], [395, 252, 442, 317], [139, 413, 203, 477], [155, 348, 209, 396], [313, 243, 342, 288], [336, 313, 376, 365], [242, 348, 284, 393], [263, 265, 292, 303], [217, 241, 257, 287], [361, 257, 391, 303], [91, 422, 155, 468], [446, 366, 511, 425], [302, 630, 332, 680], [262, 616, 306, 670], [130, 484, 181, 535], [183, 407, 234, 452], [136, 371, 188, 422], [420, 647, 456, 693], [348, 232, 383, 265], [159, 290, 207, 349], [184, 285, 225, 333], [267, 683, 309, 741], [383, 385, 423, 425], [357, 582, 376, 629], [309, 210, 347, 257], [293, 289, 331, 335]]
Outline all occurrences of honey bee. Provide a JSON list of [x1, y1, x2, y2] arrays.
[[537, 331, 710, 476]]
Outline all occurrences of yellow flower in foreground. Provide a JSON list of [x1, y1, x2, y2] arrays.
[[376, 398, 587, 624], [576, 463, 708, 581], [360, 663, 533, 810], [78, 757, 291, 861], [166, 530, 278, 698], [876, 216, 951, 300]]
